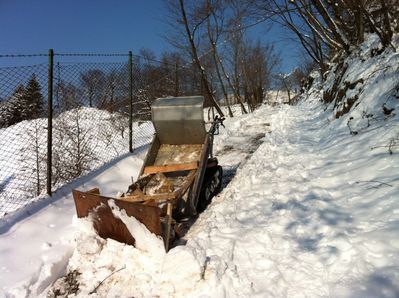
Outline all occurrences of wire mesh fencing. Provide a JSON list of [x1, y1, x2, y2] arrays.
[[0, 53, 148, 216], [51, 60, 130, 190], [0, 51, 250, 217], [0, 59, 50, 214]]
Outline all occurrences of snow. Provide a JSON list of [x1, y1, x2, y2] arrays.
[[321, 33, 399, 131], [2, 96, 398, 297], [1, 34, 399, 297], [108, 199, 165, 255], [0, 107, 154, 216], [0, 153, 146, 297]]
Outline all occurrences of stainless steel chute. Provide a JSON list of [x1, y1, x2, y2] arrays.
[[151, 96, 206, 145]]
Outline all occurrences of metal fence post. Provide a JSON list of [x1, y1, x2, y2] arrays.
[[47, 49, 54, 195], [128, 51, 133, 153]]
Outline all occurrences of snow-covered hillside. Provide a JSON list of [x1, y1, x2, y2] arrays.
[[305, 34, 399, 131], [0, 107, 154, 216], [1, 34, 398, 297]]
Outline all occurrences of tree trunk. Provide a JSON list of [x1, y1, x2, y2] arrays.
[[178, 0, 224, 117], [206, 7, 233, 117]]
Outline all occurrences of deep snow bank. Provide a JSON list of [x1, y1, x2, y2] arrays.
[[0, 154, 146, 297]]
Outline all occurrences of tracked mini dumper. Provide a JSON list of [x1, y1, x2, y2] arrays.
[[72, 96, 223, 251]]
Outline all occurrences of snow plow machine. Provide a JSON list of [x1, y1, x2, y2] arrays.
[[72, 96, 223, 251]]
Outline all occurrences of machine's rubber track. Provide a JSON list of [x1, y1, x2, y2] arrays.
[[197, 165, 223, 212]]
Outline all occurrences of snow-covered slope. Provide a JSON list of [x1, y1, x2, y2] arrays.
[[0, 107, 154, 216], [305, 33, 399, 131]]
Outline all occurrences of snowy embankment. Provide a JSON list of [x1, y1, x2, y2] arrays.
[[0, 152, 148, 297], [0, 107, 154, 216]]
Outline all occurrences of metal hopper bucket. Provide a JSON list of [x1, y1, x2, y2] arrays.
[[71, 96, 217, 249], [72, 189, 162, 245]]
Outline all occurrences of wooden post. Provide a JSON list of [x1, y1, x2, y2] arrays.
[[164, 202, 173, 251], [46, 49, 54, 195]]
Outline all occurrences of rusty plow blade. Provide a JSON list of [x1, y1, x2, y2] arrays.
[[72, 189, 162, 246]]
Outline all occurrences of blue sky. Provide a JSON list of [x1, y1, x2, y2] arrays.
[[0, 0, 299, 72]]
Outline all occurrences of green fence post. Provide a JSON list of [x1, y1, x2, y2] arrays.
[[47, 49, 54, 195], [128, 51, 133, 153]]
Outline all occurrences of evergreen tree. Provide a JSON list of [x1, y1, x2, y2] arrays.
[[0, 75, 44, 128], [0, 101, 8, 128], [25, 74, 44, 119], [0, 84, 26, 127]]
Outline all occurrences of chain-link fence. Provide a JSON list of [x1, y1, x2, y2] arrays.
[[0, 51, 248, 217], [0, 59, 49, 214]]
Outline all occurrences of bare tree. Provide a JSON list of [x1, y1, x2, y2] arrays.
[[241, 41, 278, 110], [80, 69, 106, 108], [164, 0, 224, 116], [266, 0, 329, 76], [205, 0, 234, 116], [56, 82, 80, 112], [23, 120, 47, 196], [254, 0, 397, 78], [179, 0, 225, 116], [53, 108, 96, 182]]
